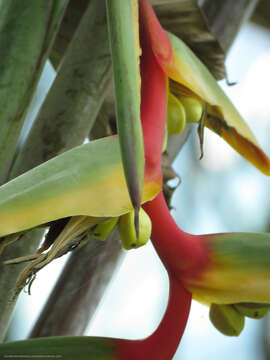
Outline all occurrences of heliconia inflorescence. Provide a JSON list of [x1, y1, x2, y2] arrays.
[[1, 0, 270, 358]]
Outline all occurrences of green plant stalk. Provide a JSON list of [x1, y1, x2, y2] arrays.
[[10, 0, 111, 177], [0, 0, 69, 184], [49, 0, 90, 69], [0, 0, 111, 341], [106, 0, 145, 226]]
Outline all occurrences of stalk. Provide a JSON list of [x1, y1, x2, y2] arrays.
[[30, 231, 124, 337], [0, 0, 69, 184], [143, 192, 209, 278], [115, 274, 191, 359], [0, 0, 110, 341], [10, 0, 111, 177], [50, 0, 90, 69]]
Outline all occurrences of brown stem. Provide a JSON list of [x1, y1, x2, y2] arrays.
[[30, 230, 123, 337]]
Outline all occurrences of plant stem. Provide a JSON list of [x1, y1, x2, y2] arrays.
[[0, 0, 110, 341], [50, 0, 90, 69], [10, 0, 111, 177], [0, 0, 69, 184], [0, 229, 45, 341], [143, 192, 209, 279], [30, 230, 123, 337], [115, 274, 191, 360]]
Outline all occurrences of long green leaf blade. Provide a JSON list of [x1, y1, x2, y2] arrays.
[[106, 0, 144, 227], [0, 336, 117, 360], [0, 136, 160, 237]]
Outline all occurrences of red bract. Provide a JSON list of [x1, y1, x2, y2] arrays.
[[139, 2, 166, 192], [115, 2, 195, 357], [139, 0, 270, 352], [139, 0, 205, 355], [143, 192, 209, 281]]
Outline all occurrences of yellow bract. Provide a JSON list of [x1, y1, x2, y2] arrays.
[[163, 31, 270, 175]]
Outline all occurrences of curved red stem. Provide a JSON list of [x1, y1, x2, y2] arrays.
[[143, 192, 209, 281], [116, 2, 209, 358], [115, 274, 191, 360]]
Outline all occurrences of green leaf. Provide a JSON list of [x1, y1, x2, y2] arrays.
[[106, 0, 144, 222], [0, 336, 117, 360], [0, 136, 159, 237]]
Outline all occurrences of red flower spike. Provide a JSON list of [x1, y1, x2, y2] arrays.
[[139, 3, 167, 185], [137, 3, 195, 355], [114, 16, 193, 355], [139, 0, 209, 284], [143, 192, 210, 281], [0, 1, 250, 358]]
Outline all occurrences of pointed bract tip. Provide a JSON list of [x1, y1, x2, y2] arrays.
[[134, 206, 140, 240], [206, 117, 270, 176], [139, 0, 172, 66]]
